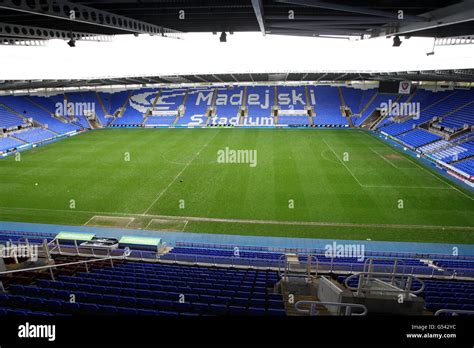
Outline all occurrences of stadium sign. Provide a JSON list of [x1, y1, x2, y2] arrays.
[[398, 81, 412, 94]]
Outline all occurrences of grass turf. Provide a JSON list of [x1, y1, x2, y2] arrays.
[[0, 128, 473, 244]]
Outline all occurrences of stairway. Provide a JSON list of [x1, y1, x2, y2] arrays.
[[9, 134, 27, 144], [5, 100, 53, 132], [280, 279, 330, 316], [346, 115, 355, 128], [421, 90, 457, 113], [21, 97, 64, 129], [369, 95, 402, 130], [205, 88, 218, 126], [360, 91, 378, 115], [87, 117, 102, 129], [304, 87, 314, 126], [336, 87, 355, 127], [24, 97, 54, 117], [173, 89, 189, 126], [63, 93, 74, 119], [151, 90, 162, 111], [440, 99, 474, 121], [96, 92, 108, 116], [0, 102, 30, 122], [337, 86, 345, 108], [118, 91, 133, 118], [273, 86, 278, 125], [304, 86, 310, 108], [63, 93, 85, 129], [405, 89, 417, 103], [238, 87, 248, 125], [143, 89, 162, 124], [449, 154, 474, 164]]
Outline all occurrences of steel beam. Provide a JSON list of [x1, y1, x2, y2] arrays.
[[268, 27, 368, 36], [269, 20, 381, 26], [212, 74, 224, 83], [274, 0, 424, 21], [435, 35, 474, 46], [124, 77, 147, 84], [334, 73, 348, 81], [316, 73, 328, 82], [266, 15, 404, 22], [251, 0, 266, 36], [191, 75, 208, 83], [0, 0, 181, 37], [269, 21, 376, 29], [0, 22, 113, 42], [375, 1, 474, 37], [0, 38, 47, 46]]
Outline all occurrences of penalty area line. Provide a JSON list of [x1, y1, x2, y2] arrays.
[[182, 220, 189, 232], [369, 146, 400, 170], [365, 132, 473, 201], [83, 215, 96, 226]]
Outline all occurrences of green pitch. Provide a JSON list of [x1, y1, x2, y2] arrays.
[[0, 128, 473, 244]]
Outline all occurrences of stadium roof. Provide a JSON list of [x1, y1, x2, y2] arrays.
[[1, 69, 474, 91], [0, 0, 472, 41]]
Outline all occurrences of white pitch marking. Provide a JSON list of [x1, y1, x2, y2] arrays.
[[364, 132, 474, 201], [124, 217, 135, 228], [182, 220, 189, 232], [143, 131, 219, 214], [322, 138, 364, 188], [144, 219, 154, 230], [83, 215, 96, 226], [1, 206, 473, 231], [369, 146, 400, 169]]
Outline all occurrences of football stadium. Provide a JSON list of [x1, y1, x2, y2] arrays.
[[0, 0, 473, 345]]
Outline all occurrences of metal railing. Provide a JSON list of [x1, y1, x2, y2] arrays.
[[0, 253, 124, 292], [278, 254, 319, 281], [295, 300, 367, 316], [48, 245, 474, 281], [363, 257, 407, 277], [48, 242, 284, 270], [174, 241, 474, 262], [160, 252, 282, 269], [344, 271, 425, 298], [317, 259, 474, 280], [3, 237, 473, 280], [434, 309, 474, 316]]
